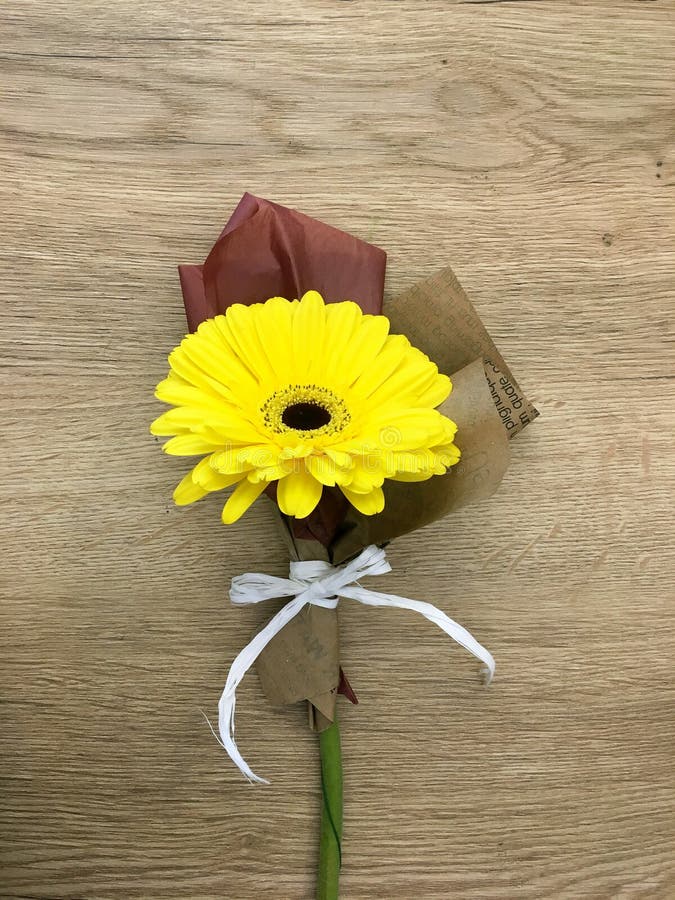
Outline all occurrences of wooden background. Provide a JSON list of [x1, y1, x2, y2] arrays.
[[2, 2, 674, 898]]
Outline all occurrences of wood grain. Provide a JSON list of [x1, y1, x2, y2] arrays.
[[2, 2, 674, 898]]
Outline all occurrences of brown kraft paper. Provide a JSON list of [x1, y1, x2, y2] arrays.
[[254, 518, 341, 730], [384, 267, 538, 438]]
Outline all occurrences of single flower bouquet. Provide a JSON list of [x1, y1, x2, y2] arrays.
[[151, 193, 537, 899]]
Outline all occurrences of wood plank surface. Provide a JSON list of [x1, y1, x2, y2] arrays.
[[2, 2, 674, 898]]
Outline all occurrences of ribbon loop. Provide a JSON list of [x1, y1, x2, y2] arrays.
[[217, 544, 495, 784]]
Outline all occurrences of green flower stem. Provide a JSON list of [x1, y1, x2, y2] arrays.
[[317, 716, 343, 900]]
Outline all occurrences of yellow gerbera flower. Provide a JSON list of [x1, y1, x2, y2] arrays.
[[151, 291, 460, 524]]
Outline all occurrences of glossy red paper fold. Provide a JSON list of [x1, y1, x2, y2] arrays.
[[179, 192, 386, 332]]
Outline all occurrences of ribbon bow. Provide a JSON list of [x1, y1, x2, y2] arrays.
[[216, 544, 495, 783]]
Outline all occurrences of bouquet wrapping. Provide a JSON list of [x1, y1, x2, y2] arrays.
[[153, 192, 537, 897]]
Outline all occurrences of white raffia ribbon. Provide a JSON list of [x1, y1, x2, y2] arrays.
[[215, 544, 495, 784]]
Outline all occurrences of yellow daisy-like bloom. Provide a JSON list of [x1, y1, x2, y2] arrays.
[[151, 291, 460, 524]]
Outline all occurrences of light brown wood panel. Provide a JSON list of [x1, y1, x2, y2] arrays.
[[1, 2, 674, 898]]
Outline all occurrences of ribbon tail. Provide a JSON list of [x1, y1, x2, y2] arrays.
[[217, 594, 308, 783], [341, 587, 495, 682]]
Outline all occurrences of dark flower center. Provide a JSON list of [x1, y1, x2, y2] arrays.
[[282, 402, 332, 431]]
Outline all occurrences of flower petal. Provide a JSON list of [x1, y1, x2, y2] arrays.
[[292, 291, 326, 381], [339, 485, 385, 515], [221, 479, 267, 524], [224, 303, 277, 384], [417, 373, 452, 409], [253, 297, 294, 383], [163, 434, 222, 456], [350, 334, 410, 400], [343, 459, 387, 492], [305, 454, 339, 486], [339, 314, 390, 386], [277, 466, 323, 518], [322, 301, 363, 378], [173, 469, 209, 505], [155, 374, 228, 410], [191, 455, 246, 491], [150, 408, 190, 436]]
